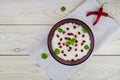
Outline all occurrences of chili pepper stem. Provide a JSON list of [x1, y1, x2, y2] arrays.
[[101, 2, 108, 8], [107, 15, 114, 19]]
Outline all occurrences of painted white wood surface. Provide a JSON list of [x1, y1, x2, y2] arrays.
[[0, 0, 84, 24], [0, 0, 119, 24], [0, 56, 119, 80], [0, 25, 119, 55], [0, 0, 119, 80]]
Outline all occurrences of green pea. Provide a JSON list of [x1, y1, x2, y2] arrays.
[[70, 38, 76, 42], [82, 28, 88, 33], [70, 38, 76, 45], [66, 41, 71, 46], [58, 28, 63, 33], [41, 53, 48, 59], [84, 45, 90, 50], [54, 48, 60, 55], [61, 6, 66, 12]]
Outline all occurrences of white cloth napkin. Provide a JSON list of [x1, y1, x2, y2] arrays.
[[27, 0, 120, 80]]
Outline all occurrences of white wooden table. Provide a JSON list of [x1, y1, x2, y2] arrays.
[[0, 0, 120, 80]]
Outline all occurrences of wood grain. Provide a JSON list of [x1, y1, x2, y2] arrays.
[[0, 0, 119, 24], [0, 56, 50, 80], [0, 0, 119, 80], [0, 25, 119, 55], [0, 56, 119, 80], [71, 56, 120, 80], [0, 0, 84, 24]]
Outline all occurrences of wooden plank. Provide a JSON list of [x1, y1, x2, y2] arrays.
[[0, 0, 84, 24], [0, 56, 50, 80], [0, 56, 119, 80], [0, 25, 120, 55], [71, 56, 120, 80], [0, 0, 119, 24], [0, 25, 50, 55], [103, 0, 120, 25]]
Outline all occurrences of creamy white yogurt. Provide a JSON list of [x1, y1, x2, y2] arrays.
[[52, 23, 91, 61]]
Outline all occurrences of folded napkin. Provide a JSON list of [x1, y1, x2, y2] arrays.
[[27, 0, 120, 80]]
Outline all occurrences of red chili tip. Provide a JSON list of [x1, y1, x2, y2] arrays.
[[93, 22, 97, 26], [86, 12, 98, 16]]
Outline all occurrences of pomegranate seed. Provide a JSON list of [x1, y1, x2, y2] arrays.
[[81, 43, 84, 46], [67, 33, 70, 35], [58, 42, 61, 45], [75, 49, 77, 51], [75, 54, 78, 57], [65, 37, 68, 40], [68, 38, 71, 40], [56, 34, 59, 38], [68, 49, 70, 52], [74, 35, 77, 38], [63, 31, 66, 34], [60, 38, 63, 41], [61, 50, 64, 53], [82, 35, 85, 37], [63, 43, 65, 46], [70, 33, 73, 35], [78, 32, 81, 34], [69, 47, 72, 50], [75, 44, 78, 47], [81, 49, 83, 52], [75, 40, 78, 43], [71, 59, 74, 61], [73, 26, 76, 29], [66, 28, 69, 30], [64, 54, 67, 56], [59, 46, 62, 48], [83, 40, 86, 43]]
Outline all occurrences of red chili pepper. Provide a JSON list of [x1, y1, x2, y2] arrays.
[[86, 11, 108, 17], [93, 6, 103, 26], [86, 3, 113, 26]]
